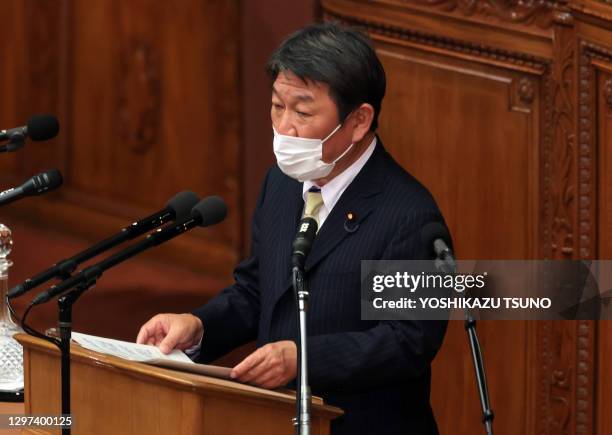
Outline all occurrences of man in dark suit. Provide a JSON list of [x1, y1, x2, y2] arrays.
[[138, 22, 448, 434]]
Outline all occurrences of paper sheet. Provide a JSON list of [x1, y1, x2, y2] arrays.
[[71, 331, 193, 363], [71, 332, 232, 380]]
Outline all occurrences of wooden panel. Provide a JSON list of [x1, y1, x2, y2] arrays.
[[0, 402, 24, 435], [0, 0, 241, 277], [67, 0, 239, 218], [18, 335, 341, 435], [64, 0, 240, 272], [377, 44, 539, 259], [374, 37, 539, 435], [597, 69, 612, 259], [594, 39, 612, 435], [0, 0, 27, 177], [0, 0, 66, 179]]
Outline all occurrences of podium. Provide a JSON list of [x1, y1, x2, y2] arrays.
[[15, 334, 342, 435]]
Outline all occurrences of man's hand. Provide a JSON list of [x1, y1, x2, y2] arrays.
[[136, 313, 203, 354], [231, 340, 297, 389]]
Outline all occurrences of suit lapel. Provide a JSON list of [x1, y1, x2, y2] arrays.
[[304, 142, 385, 271], [273, 140, 387, 304]]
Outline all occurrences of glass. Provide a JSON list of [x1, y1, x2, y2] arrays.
[[0, 223, 24, 392]]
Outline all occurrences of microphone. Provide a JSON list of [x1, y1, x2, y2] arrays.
[[0, 169, 63, 207], [292, 217, 318, 270], [31, 195, 227, 305], [0, 115, 60, 152], [421, 222, 455, 272], [8, 190, 199, 299]]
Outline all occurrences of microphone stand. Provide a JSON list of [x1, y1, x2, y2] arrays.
[[434, 257, 494, 435], [465, 313, 494, 435], [292, 266, 311, 435], [20, 281, 93, 435], [57, 282, 92, 435]]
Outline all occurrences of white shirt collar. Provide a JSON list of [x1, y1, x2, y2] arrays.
[[303, 136, 377, 226]]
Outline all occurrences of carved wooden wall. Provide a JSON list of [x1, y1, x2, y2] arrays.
[[0, 0, 316, 356], [0, 0, 241, 278], [321, 0, 612, 433], [0, 0, 243, 341]]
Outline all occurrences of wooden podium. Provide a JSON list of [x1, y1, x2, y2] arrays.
[[15, 334, 342, 435]]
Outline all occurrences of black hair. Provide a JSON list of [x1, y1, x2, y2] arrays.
[[267, 22, 386, 131]]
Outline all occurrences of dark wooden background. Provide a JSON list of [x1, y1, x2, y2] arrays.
[[1, 0, 611, 433]]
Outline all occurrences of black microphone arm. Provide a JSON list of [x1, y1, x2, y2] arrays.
[[0, 169, 63, 207], [8, 190, 199, 299], [31, 195, 227, 305]]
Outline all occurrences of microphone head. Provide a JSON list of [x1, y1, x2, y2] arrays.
[[166, 191, 199, 220], [421, 222, 451, 259], [292, 217, 318, 269], [27, 114, 60, 141], [191, 196, 227, 227], [29, 169, 63, 195]]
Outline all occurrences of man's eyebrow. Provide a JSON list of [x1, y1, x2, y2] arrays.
[[295, 94, 314, 103], [271, 86, 314, 103]]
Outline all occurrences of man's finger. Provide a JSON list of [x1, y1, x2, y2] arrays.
[[136, 322, 155, 344], [136, 327, 148, 344], [239, 355, 274, 383], [251, 371, 280, 389], [153, 329, 166, 346], [158, 326, 183, 354], [232, 349, 266, 379]]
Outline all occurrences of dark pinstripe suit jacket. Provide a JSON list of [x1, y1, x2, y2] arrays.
[[193, 141, 449, 435]]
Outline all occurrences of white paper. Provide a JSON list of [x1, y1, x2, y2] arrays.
[[70, 332, 232, 380], [71, 332, 193, 363]]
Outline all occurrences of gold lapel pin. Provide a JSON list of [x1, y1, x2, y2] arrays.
[[344, 211, 359, 233]]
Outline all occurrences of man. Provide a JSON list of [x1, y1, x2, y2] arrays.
[[138, 22, 448, 434]]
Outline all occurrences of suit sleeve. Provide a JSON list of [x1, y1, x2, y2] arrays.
[[191, 169, 270, 363], [307, 210, 449, 391]]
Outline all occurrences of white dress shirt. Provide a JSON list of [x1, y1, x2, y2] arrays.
[[302, 136, 377, 228]]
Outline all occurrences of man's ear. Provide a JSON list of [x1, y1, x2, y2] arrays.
[[349, 103, 375, 143]]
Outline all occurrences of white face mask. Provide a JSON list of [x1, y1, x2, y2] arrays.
[[273, 125, 354, 182]]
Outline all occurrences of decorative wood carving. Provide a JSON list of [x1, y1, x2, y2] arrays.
[[576, 320, 595, 435], [571, 39, 612, 435], [510, 76, 538, 113], [542, 18, 576, 260], [604, 78, 612, 106], [397, 0, 558, 28], [575, 40, 611, 262], [537, 25, 606, 435], [537, 320, 595, 435], [324, 8, 549, 74], [518, 76, 536, 105]]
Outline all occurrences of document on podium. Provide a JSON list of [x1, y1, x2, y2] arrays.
[[71, 331, 232, 380]]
